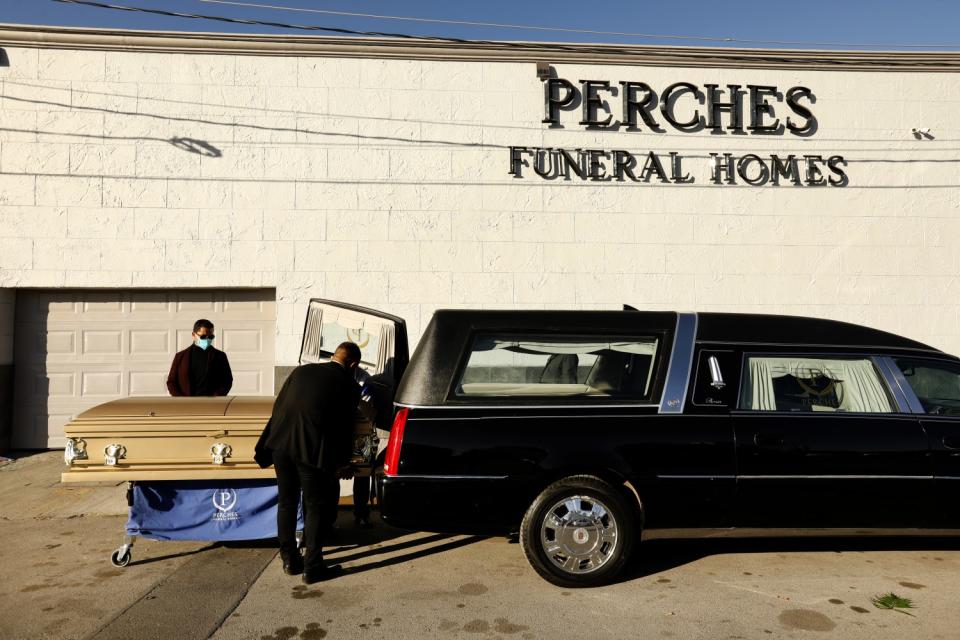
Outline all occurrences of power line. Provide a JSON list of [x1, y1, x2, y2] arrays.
[[52, 0, 448, 39], [51, 0, 960, 55], [195, 0, 960, 50], [194, 0, 746, 44]]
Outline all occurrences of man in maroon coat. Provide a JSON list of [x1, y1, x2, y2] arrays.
[[166, 319, 233, 397]]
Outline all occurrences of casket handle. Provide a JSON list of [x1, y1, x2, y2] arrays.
[[104, 444, 126, 467], [210, 442, 232, 465], [64, 438, 88, 466]]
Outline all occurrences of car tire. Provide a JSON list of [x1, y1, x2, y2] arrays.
[[520, 475, 638, 588]]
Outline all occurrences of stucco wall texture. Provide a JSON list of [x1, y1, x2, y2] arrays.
[[1, 44, 959, 362]]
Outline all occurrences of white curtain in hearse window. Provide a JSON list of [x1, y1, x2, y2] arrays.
[[741, 357, 892, 413]]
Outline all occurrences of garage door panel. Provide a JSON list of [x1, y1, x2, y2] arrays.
[[14, 410, 68, 449], [224, 329, 262, 354], [130, 329, 171, 355], [130, 291, 172, 313], [176, 330, 195, 351], [81, 371, 123, 397], [46, 414, 70, 447], [43, 297, 78, 315], [14, 289, 276, 448], [129, 371, 169, 396], [176, 292, 218, 312], [231, 370, 263, 394], [41, 372, 76, 399], [224, 300, 264, 312], [82, 330, 124, 356], [82, 293, 125, 313], [44, 330, 77, 356]]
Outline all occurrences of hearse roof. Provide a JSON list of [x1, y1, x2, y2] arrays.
[[695, 312, 940, 353]]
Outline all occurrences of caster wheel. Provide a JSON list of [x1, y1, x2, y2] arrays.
[[110, 549, 131, 567]]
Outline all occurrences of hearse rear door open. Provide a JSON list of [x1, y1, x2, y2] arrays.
[[298, 299, 409, 387]]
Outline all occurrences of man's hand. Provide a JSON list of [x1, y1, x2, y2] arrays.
[[336, 465, 354, 480]]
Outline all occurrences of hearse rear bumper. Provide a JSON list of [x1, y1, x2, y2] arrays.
[[378, 473, 528, 534]]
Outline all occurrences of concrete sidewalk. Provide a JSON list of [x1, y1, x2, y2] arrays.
[[213, 528, 960, 640], [5, 451, 960, 639], [0, 452, 212, 639]]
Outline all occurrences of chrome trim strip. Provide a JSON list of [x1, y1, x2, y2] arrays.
[[661, 474, 932, 480], [730, 411, 918, 420], [395, 402, 659, 410], [695, 340, 942, 354], [642, 527, 960, 541], [389, 474, 508, 481], [409, 414, 650, 421], [878, 356, 926, 414], [657, 475, 736, 480], [659, 313, 698, 414], [738, 475, 932, 480]]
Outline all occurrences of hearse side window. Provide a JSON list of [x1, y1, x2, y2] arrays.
[[894, 358, 960, 416], [739, 356, 892, 413], [456, 335, 660, 400]]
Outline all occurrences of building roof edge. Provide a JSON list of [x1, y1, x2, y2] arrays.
[[2, 23, 960, 71]]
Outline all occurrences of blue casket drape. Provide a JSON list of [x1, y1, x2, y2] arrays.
[[126, 480, 302, 542]]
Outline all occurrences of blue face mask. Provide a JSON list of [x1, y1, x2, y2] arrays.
[[195, 338, 212, 350]]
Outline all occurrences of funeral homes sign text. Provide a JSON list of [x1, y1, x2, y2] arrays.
[[509, 78, 847, 187]]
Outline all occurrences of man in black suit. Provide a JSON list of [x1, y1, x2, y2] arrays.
[[255, 342, 362, 583], [166, 319, 233, 397]]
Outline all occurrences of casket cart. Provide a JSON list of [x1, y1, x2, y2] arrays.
[[60, 299, 407, 566]]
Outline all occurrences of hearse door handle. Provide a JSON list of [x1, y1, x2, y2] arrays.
[[753, 434, 795, 450], [942, 436, 960, 450]]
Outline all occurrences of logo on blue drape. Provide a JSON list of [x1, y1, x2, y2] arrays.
[[212, 488, 240, 520]]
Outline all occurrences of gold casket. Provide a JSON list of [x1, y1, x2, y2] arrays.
[[61, 395, 378, 483]]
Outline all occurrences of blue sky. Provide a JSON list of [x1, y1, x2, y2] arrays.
[[2, 0, 960, 50]]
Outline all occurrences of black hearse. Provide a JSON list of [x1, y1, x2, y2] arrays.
[[373, 308, 960, 587]]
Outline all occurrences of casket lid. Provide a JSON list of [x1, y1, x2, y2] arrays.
[[224, 396, 274, 417], [75, 396, 234, 419]]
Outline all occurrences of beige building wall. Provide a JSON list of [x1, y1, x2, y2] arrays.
[[0, 30, 959, 364]]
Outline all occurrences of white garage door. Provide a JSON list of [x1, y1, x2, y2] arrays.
[[12, 289, 276, 449]]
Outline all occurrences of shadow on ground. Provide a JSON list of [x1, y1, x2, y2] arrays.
[[125, 506, 417, 566], [620, 535, 960, 582]]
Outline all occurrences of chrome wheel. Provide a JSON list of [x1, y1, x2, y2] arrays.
[[540, 494, 618, 574]]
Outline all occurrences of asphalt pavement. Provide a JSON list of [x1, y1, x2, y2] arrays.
[[4, 451, 960, 640]]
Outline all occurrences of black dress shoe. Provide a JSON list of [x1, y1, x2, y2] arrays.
[[354, 516, 373, 529], [302, 564, 345, 584], [281, 552, 304, 576]]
